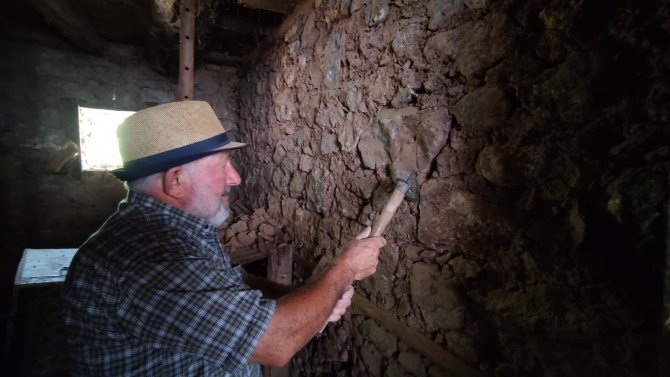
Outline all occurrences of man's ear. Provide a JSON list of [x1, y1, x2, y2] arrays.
[[162, 166, 190, 199]]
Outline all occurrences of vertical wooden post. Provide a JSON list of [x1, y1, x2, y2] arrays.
[[178, 0, 195, 100], [265, 246, 292, 377]]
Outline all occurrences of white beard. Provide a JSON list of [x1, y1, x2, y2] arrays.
[[186, 182, 230, 228]]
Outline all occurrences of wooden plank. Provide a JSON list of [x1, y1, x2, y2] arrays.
[[238, 0, 292, 15], [272, 0, 315, 40], [14, 248, 77, 286], [178, 0, 196, 100], [265, 246, 292, 376], [351, 293, 483, 377], [228, 247, 268, 265], [243, 0, 314, 69], [267, 245, 292, 285]]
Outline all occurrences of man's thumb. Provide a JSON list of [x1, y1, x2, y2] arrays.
[[355, 226, 371, 240]]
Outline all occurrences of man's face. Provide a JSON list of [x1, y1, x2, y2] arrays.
[[184, 151, 241, 227]]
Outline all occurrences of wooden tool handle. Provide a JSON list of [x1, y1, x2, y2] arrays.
[[370, 188, 406, 237]]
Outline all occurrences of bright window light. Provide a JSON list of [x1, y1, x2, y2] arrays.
[[78, 106, 134, 171]]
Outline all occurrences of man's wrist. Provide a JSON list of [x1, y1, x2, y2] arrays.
[[327, 257, 355, 291]]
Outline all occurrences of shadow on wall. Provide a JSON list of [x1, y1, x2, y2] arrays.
[[0, 25, 139, 376]]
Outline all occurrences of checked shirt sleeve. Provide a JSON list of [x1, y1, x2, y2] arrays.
[[117, 248, 275, 374]]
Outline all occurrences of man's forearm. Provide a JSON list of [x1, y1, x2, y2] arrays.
[[247, 233, 384, 367], [248, 261, 353, 366]]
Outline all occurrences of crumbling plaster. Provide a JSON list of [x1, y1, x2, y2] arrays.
[[236, 0, 669, 376]]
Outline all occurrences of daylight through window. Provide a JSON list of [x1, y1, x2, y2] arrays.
[[78, 106, 134, 171]]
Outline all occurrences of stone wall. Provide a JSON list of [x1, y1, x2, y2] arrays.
[[0, 23, 240, 375], [237, 0, 669, 376]]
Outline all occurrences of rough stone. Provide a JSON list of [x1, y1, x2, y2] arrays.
[[299, 155, 314, 172], [361, 319, 398, 357], [475, 145, 522, 187], [360, 344, 383, 377], [391, 22, 425, 64], [377, 107, 425, 179], [358, 131, 390, 170], [409, 262, 463, 331], [427, 0, 465, 31], [274, 88, 297, 121], [418, 180, 481, 247], [364, 0, 390, 26], [418, 106, 451, 177], [321, 133, 338, 155], [350, 167, 378, 200], [337, 113, 364, 152], [452, 85, 511, 133], [391, 87, 414, 109], [335, 187, 361, 220], [289, 172, 305, 198], [398, 352, 427, 377], [449, 255, 482, 279], [516, 54, 597, 124], [273, 141, 287, 164], [385, 360, 413, 377], [423, 13, 513, 77]]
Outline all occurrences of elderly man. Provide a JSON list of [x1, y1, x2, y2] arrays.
[[62, 101, 385, 376]]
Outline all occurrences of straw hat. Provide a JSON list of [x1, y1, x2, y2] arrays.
[[111, 101, 247, 181]]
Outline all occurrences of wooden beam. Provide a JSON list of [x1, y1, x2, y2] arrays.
[[291, 256, 482, 377], [352, 294, 483, 377], [272, 0, 315, 40], [267, 246, 292, 285], [266, 245, 292, 377], [238, 0, 292, 15], [178, 0, 196, 100], [242, 0, 315, 69], [30, 0, 104, 53], [227, 247, 267, 265]]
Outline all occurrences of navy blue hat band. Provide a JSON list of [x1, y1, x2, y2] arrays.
[[112, 132, 243, 181]]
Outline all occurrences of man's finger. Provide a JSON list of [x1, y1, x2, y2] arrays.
[[355, 226, 371, 240]]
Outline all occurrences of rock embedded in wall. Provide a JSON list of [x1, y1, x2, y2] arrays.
[[475, 145, 522, 187], [362, 318, 398, 357], [364, 0, 389, 26], [418, 106, 451, 178], [391, 22, 426, 68], [409, 262, 464, 332], [398, 351, 427, 377], [377, 107, 422, 178], [516, 54, 598, 124], [435, 129, 484, 178], [423, 13, 514, 78], [358, 131, 390, 170], [336, 113, 363, 152], [452, 85, 511, 134], [427, 0, 465, 31]]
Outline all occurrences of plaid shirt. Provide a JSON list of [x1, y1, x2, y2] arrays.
[[62, 191, 275, 376]]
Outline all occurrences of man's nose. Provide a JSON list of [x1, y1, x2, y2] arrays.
[[226, 162, 242, 186]]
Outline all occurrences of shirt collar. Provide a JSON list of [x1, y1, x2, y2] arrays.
[[122, 191, 219, 237]]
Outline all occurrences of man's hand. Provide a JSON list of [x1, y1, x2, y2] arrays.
[[326, 285, 354, 323], [337, 227, 386, 281], [249, 227, 385, 366]]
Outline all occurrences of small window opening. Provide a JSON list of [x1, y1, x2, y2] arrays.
[[78, 106, 134, 171]]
